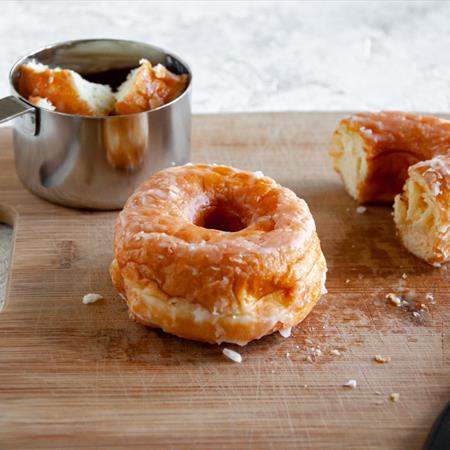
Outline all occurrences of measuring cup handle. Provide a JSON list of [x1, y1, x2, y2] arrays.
[[0, 96, 37, 131]]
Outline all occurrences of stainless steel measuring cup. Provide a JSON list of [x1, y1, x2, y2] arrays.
[[0, 39, 192, 210]]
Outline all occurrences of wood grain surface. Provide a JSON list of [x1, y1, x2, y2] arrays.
[[0, 113, 449, 449]]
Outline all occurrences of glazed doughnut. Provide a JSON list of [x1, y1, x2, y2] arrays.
[[114, 59, 188, 114], [330, 112, 450, 203], [394, 156, 450, 266], [18, 60, 115, 116], [111, 164, 327, 345]]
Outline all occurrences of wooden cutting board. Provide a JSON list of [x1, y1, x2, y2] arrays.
[[0, 113, 449, 450]]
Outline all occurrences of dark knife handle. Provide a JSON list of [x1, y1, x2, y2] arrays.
[[423, 401, 450, 450]]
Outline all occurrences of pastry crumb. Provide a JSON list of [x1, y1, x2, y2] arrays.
[[374, 355, 391, 364], [304, 346, 322, 362], [222, 348, 242, 363], [390, 392, 400, 402], [345, 279, 351, 284], [425, 293, 434, 302], [401, 273, 408, 279], [386, 293, 402, 307], [374, 391, 382, 395], [330, 349, 341, 356], [279, 327, 292, 338], [82, 293, 104, 304], [343, 379, 357, 389], [356, 206, 367, 214]]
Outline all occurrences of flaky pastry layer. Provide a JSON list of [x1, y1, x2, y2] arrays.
[[394, 156, 450, 266]]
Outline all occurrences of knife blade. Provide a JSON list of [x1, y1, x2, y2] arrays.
[[423, 400, 450, 450]]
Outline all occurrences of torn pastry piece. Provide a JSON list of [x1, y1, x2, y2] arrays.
[[330, 112, 450, 204], [28, 96, 55, 111], [114, 59, 188, 114], [18, 60, 115, 116], [394, 156, 450, 266]]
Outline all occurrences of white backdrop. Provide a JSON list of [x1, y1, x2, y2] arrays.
[[1, 1, 450, 113]]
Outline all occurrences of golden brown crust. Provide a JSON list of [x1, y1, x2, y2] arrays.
[[111, 164, 327, 345], [331, 112, 450, 203], [114, 59, 188, 114]]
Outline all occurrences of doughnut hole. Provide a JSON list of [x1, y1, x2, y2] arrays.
[[194, 200, 247, 232]]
